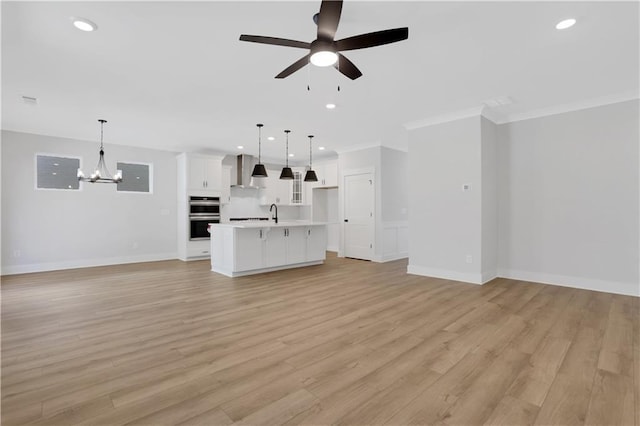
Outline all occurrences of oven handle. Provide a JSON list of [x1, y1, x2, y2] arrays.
[[189, 215, 220, 221], [189, 200, 220, 206]]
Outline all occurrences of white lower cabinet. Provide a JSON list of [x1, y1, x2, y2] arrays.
[[211, 224, 327, 277], [285, 227, 307, 265], [234, 228, 265, 272], [265, 226, 308, 267], [264, 228, 287, 267], [306, 226, 327, 261]]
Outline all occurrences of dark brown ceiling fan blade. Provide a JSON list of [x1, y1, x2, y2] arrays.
[[335, 53, 362, 80], [275, 54, 311, 79], [335, 27, 408, 51], [317, 0, 343, 40], [239, 35, 310, 49]]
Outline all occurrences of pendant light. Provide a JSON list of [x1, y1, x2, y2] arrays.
[[251, 123, 268, 177], [279, 129, 294, 180], [77, 119, 123, 183], [304, 135, 318, 182]]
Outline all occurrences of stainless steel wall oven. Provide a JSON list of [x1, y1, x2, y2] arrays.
[[189, 196, 220, 240]]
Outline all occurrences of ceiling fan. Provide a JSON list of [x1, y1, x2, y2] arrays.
[[239, 0, 408, 80]]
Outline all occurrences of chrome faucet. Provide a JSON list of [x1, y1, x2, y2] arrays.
[[269, 203, 278, 224]]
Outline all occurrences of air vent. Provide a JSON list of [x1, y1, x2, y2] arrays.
[[22, 96, 38, 105]]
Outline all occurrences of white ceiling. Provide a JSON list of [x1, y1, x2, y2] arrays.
[[2, 1, 638, 164]]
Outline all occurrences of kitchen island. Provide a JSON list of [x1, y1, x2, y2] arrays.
[[210, 222, 327, 277]]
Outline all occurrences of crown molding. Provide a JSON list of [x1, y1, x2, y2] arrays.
[[334, 141, 383, 155], [479, 106, 506, 124], [501, 91, 639, 124], [403, 92, 639, 131], [380, 144, 409, 153], [403, 106, 485, 130]]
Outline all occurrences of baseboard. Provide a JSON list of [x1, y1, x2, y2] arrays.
[[1, 252, 179, 276], [498, 268, 640, 297], [482, 270, 498, 283], [374, 252, 409, 263], [407, 264, 488, 285]]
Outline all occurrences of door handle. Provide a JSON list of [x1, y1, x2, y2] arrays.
[[344, 219, 349, 222]]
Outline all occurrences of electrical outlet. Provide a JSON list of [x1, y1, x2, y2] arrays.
[[12, 249, 21, 258], [466, 255, 473, 264]]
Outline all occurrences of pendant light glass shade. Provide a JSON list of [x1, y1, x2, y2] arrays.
[[304, 134, 318, 182], [280, 129, 294, 180], [251, 123, 268, 177], [77, 119, 123, 184]]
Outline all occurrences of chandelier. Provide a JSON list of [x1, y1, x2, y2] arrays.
[[77, 119, 123, 183]]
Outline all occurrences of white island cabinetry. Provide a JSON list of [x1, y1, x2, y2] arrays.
[[210, 222, 327, 277]]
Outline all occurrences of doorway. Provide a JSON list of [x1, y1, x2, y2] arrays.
[[343, 171, 374, 260]]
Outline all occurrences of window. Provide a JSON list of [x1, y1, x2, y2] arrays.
[[116, 162, 152, 193], [36, 155, 80, 190]]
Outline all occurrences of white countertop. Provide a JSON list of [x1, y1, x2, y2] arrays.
[[211, 221, 326, 229]]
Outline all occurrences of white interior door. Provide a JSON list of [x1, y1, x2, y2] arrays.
[[344, 172, 374, 260]]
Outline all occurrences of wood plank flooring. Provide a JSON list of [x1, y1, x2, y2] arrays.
[[1, 253, 638, 425]]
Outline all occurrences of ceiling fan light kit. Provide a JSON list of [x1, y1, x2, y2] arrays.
[[310, 39, 338, 67], [239, 0, 408, 80]]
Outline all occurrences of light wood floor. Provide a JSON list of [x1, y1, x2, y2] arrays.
[[1, 253, 638, 425]]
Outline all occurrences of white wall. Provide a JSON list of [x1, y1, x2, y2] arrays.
[[1, 130, 178, 274], [497, 100, 639, 296], [407, 116, 485, 283], [380, 147, 409, 261], [481, 117, 499, 281], [381, 147, 409, 222]]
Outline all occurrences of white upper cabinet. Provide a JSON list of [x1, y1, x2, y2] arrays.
[[322, 161, 338, 187], [306, 160, 338, 189], [187, 155, 223, 193]]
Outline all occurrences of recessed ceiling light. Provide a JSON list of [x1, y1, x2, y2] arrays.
[[72, 17, 98, 32], [237, 145, 244, 149], [318, 146, 326, 151], [326, 103, 336, 109], [556, 18, 576, 30], [289, 153, 294, 157], [267, 136, 275, 141]]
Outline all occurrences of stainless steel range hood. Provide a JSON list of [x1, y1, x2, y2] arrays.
[[231, 154, 266, 188]]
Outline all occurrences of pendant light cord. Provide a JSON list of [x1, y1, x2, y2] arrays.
[[284, 130, 290, 167], [256, 123, 263, 163], [308, 135, 314, 169], [98, 119, 107, 151]]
